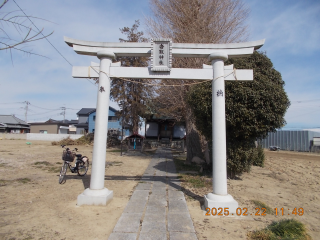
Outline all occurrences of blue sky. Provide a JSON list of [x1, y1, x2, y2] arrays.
[[1, 0, 320, 129]]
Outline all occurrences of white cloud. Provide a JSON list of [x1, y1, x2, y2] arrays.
[[1, 0, 319, 129], [248, 1, 320, 54]]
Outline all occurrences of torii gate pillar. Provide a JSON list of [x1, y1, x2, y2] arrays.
[[64, 36, 265, 209], [77, 50, 114, 206], [204, 52, 238, 212]]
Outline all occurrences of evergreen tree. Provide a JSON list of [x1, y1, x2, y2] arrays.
[[187, 51, 290, 177], [110, 20, 155, 133]]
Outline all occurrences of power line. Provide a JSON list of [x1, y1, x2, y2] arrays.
[[291, 98, 320, 104], [27, 109, 61, 116], [60, 107, 66, 122], [12, 0, 97, 87], [0, 102, 24, 104], [29, 103, 60, 110], [12, 0, 72, 67], [24, 101, 30, 122], [0, 101, 80, 112], [281, 127, 320, 129], [287, 108, 320, 118]]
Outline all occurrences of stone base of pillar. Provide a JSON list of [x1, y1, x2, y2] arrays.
[[204, 193, 238, 214], [77, 188, 113, 206]]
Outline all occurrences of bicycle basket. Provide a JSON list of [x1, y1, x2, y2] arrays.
[[62, 150, 75, 162]]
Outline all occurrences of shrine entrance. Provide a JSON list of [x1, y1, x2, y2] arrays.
[[65, 36, 265, 213]]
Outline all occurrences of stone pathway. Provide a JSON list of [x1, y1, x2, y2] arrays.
[[108, 147, 197, 240]]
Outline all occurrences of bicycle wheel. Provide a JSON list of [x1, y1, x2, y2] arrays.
[[59, 162, 68, 184], [77, 160, 89, 176]]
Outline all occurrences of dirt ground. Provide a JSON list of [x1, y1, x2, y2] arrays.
[[0, 140, 319, 240], [0, 140, 151, 240], [185, 150, 320, 240]]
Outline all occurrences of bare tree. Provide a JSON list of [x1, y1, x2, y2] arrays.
[[111, 20, 156, 133], [0, 0, 53, 58], [146, 0, 249, 163]]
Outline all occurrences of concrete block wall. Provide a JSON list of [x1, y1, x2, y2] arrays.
[[26, 133, 83, 141], [0, 134, 27, 140]]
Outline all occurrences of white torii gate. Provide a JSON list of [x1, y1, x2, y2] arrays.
[[65, 37, 264, 213]]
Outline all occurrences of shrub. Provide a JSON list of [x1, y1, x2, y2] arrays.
[[52, 137, 77, 146], [251, 200, 273, 214], [226, 141, 255, 178], [249, 219, 311, 240], [51, 133, 94, 146], [76, 133, 94, 145], [253, 144, 265, 167]]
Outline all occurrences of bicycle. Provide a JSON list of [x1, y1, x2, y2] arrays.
[[59, 145, 89, 184]]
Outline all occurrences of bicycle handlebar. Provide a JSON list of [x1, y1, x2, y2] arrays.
[[61, 145, 78, 152]]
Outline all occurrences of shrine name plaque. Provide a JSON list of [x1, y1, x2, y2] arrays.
[[151, 38, 172, 72]]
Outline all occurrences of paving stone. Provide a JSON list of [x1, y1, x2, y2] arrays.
[[155, 173, 166, 177], [141, 213, 166, 232], [167, 177, 181, 183], [154, 166, 167, 172], [108, 232, 138, 240], [153, 176, 166, 182], [167, 182, 181, 189], [140, 178, 153, 183], [142, 173, 154, 177], [153, 182, 167, 188], [169, 232, 198, 240], [145, 205, 166, 214], [151, 189, 167, 195], [144, 212, 165, 220], [168, 190, 184, 200], [111, 147, 196, 239], [147, 198, 167, 208], [139, 231, 167, 240], [130, 190, 150, 201], [167, 173, 178, 178], [167, 183, 182, 191], [113, 213, 143, 233], [143, 172, 153, 176], [168, 212, 195, 232], [168, 178, 181, 184], [135, 183, 152, 190], [144, 210, 166, 218], [145, 167, 155, 171], [149, 193, 166, 202], [168, 199, 188, 213], [124, 201, 147, 213], [157, 167, 166, 171]]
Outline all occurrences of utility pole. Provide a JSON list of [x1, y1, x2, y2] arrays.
[[120, 87, 126, 156], [120, 101, 125, 156], [60, 107, 66, 122], [24, 101, 30, 122]]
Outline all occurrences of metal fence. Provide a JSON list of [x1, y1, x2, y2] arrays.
[[261, 130, 320, 152]]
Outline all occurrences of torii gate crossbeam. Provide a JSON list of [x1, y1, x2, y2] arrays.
[[65, 37, 265, 214]]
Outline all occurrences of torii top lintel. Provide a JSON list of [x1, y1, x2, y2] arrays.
[[64, 37, 265, 58]]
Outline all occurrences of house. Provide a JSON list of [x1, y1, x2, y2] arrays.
[[0, 115, 30, 133], [64, 119, 78, 134], [87, 107, 131, 137], [29, 119, 70, 134], [75, 108, 96, 134], [145, 115, 186, 141]]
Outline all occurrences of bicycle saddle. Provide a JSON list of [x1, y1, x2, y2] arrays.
[[76, 154, 82, 158]]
